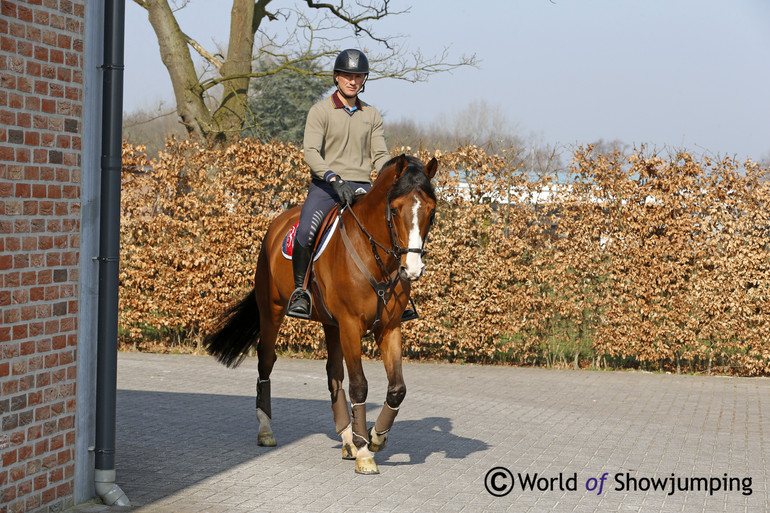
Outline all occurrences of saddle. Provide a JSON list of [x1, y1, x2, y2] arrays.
[[281, 207, 340, 262], [282, 190, 367, 263]]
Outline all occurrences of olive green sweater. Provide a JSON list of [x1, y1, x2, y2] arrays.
[[303, 92, 390, 183]]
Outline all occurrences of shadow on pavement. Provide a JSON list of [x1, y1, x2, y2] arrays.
[[117, 390, 487, 505]]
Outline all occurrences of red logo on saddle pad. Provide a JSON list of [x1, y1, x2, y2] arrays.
[[281, 217, 339, 261], [282, 222, 299, 258]]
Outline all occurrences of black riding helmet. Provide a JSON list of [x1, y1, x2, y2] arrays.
[[333, 49, 369, 94]]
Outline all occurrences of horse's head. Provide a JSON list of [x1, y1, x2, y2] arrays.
[[386, 155, 438, 281]]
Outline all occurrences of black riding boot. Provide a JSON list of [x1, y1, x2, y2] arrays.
[[287, 242, 313, 320]]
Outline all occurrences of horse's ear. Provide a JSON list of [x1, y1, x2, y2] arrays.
[[393, 154, 409, 180], [424, 157, 438, 179]]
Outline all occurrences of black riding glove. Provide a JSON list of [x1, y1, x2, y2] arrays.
[[330, 177, 355, 205]]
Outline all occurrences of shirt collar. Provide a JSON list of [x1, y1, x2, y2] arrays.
[[331, 91, 362, 113]]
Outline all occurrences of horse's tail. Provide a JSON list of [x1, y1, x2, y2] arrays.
[[204, 288, 260, 368]]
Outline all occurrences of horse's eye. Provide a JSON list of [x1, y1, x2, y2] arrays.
[[389, 207, 398, 217]]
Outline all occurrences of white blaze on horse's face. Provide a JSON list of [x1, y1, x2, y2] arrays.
[[402, 198, 425, 280]]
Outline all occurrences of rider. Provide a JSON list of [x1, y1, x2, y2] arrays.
[[287, 49, 411, 320]]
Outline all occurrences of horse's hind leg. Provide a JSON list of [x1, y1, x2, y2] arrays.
[[369, 326, 406, 453], [255, 264, 285, 447], [323, 324, 355, 459]]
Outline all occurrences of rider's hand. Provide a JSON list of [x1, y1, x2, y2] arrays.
[[330, 177, 355, 205]]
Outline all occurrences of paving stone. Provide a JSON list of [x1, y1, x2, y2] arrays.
[[65, 353, 770, 513]]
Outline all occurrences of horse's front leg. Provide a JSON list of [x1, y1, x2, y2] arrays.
[[369, 325, 405, 453], [323, 324, 356, 460], [339, 321, 378, 474]]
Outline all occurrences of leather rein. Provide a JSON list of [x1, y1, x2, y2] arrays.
[[338, 197, 429, 330]]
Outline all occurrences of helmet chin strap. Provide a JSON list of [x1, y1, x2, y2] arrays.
[[335, 77, 367, 98], [337, 88, 356, 99]]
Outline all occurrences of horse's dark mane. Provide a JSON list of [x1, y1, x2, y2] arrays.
[[381, 155, 436, 203]]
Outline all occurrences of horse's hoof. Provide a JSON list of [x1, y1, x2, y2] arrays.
[[355, 456, 380, 475], [368, 427, 388, 453], [342, 442, 358, 460], [258, 432, 276, 447]]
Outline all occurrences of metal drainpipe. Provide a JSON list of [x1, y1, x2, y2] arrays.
[[94, 0, 130, 506]]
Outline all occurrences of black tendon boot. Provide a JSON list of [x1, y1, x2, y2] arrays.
[[286, 241, 313, 319]]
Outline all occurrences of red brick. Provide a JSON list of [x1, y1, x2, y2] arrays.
[[37, 442, 51, 459], [31, 183, 46, 198], [18, 478, 32, 497], [17, 446, 33, 462], [27, 391, 42, 407], [9, 464, 25, 483], [2, 450, 17, 467], [27, 355, 42, 370], [26, 426, 42, 441], [20, 306, 36, 321], [33, 473, 47, 491], [57, 448, 71, 465], [19, 341, 34, 355], [4, 307, 21, 324], [48, 467, 62, 483], [41, 486, 56, 504], [22, 200, 38, 215], [34, 406, 51, 422], [56, 480, 71, 497], [5, 1, 86, 508], [1, 2, 16, 17], [11, 324, 28, 340]]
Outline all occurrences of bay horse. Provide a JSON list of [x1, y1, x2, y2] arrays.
[[204, 155, 438, 474]]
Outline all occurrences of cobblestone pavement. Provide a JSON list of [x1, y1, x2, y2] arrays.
[[67, 352, 770, 513]]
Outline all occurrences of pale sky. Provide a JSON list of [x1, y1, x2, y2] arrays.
[[123, 0, 770, 161]]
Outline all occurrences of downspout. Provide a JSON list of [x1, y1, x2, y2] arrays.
[[94, 0, 130, 506]]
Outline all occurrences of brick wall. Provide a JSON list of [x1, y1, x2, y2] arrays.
[[1, 1, 86, 512]]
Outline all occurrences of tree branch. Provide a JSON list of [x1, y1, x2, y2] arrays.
[[304, 0, 408, 49], [184, 33, 223, 70], [134, 0, 223, 70]]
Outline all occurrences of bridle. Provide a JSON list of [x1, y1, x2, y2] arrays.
[[337, 183, 434, 331], [385, 203, 433, 259]]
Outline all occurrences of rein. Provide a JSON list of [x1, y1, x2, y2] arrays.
[[340, 205, 399, 298], [337, 198, 427, 332]]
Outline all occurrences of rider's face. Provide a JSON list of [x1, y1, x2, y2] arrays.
[[335, 72, 366, 97]]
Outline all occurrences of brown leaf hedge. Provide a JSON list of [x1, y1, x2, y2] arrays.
[[120, 139, 770, 375]]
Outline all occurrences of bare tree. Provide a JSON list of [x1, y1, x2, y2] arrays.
[[132, 0, 478, 142]]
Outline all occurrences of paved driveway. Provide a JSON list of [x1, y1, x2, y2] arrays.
[[70, 352, 769, 512]]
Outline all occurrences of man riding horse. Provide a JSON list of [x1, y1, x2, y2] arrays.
[[205, 49, 438, 476], [287, 49, 417, 322]]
